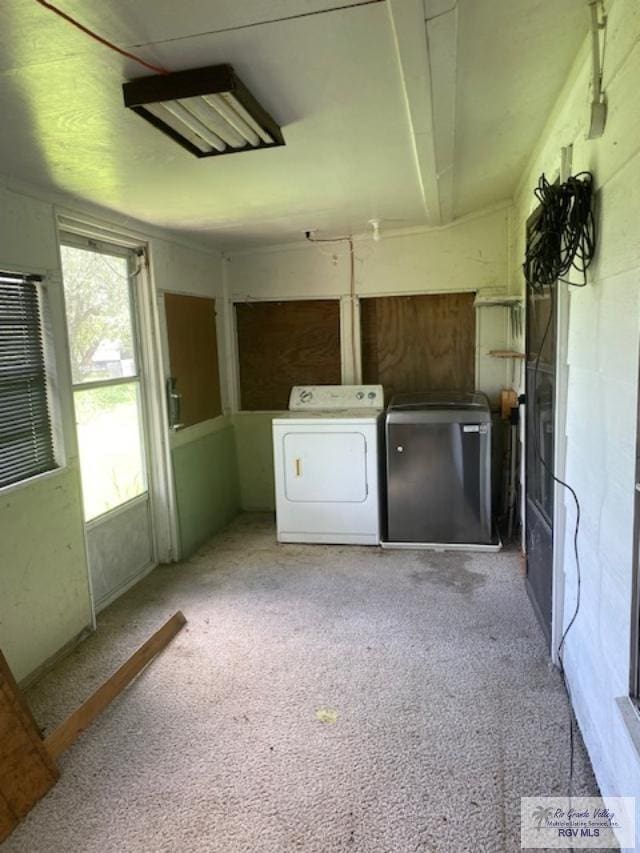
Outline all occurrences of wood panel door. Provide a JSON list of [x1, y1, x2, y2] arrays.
[[360, 293, 476, 400], [164, 293, 222, 428], [235, 300, 341, 410]]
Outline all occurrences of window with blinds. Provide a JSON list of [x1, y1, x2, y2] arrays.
[[0, 272, 56, 488]]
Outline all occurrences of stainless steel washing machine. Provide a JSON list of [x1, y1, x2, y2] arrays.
[[384, 391, 495, 547]]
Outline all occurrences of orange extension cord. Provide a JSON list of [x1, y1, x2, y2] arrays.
[[34, 0, 169, 75]]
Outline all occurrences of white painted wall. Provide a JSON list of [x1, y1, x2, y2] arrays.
[[0, 183, 92, 683], [152, 239, 222, 298], [0, 176, 223, 682], [225, 203, 512, 405], [511, 0, 640, 846]]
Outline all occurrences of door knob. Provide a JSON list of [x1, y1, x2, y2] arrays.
[[396, 446, 404, 453]]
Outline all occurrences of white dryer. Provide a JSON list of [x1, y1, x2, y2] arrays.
[[272, 385, 384, 545]]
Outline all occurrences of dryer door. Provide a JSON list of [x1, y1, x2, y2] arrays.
[[283, 431, 367, 502]]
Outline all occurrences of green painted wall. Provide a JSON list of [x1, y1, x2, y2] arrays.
[[0, 466, 93, 683], [172, 423, 240, 558], [232, 413, 277, 511]]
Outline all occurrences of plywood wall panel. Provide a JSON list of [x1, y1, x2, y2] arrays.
[[164, 293, 222, 427], [0, 650, 59, 842], [0, 792, 15, 842], [360, 293, 476, 400], [236, 300, 341, 410]]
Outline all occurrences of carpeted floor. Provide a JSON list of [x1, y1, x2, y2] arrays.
[[6, 514, 605, 853]]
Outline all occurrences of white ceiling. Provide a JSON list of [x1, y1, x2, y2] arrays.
[[451, 0, 589, 218], [0, 0, 588, 249]]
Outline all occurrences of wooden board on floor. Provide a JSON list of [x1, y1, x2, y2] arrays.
[[236, 300, 342, 410], [0, 651, 59, 843], [164, 293, 222, 427], [0, 612, 188, 843], [44, 611, 187, 759], [360, 293, 476, 401]]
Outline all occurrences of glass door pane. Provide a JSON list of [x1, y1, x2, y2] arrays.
[[74, 382, 147, 520], [61, 240, 149, 521], [526, 284, 555, 524], [60, 245, 137, 384]]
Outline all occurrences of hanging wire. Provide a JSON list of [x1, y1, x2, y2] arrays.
[[34, 0, 169, 75], [305, 231, 358, 376]]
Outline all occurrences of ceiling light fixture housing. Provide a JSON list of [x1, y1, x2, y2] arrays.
[[122, 63, 285, 158]]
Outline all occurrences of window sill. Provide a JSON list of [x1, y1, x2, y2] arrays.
[[169, 414, 231, 448], [0, 465, 68, 499], [232, 410, 286, 415], [615, 696, 640, 763]]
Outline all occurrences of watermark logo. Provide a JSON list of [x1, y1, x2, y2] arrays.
[[521, 797, 635, 848]]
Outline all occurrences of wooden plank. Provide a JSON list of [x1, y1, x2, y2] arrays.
[[235, 300, 341, 410], [0, 651, 42, 743], [44, 612, 187, 760], [0, 792, 16, 843], [164, 293, 222, 427], [0, 650, 59, 843], [360, 293, 476, 401], [500, 388, 519, 419]]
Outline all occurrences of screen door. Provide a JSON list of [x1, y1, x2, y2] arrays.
[[60, 236, 154, 610], [525, 281, 556, 642]]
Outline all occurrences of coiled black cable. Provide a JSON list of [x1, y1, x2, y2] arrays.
[[523, 172, 596, 291]]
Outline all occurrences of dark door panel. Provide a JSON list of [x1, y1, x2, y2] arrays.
[[525, 279, 556, 642], [526, 498, 553, 642]]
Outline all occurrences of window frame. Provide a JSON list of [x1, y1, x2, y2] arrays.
[[618, 359, 640, 755], [0, 270, 59, 492], [630, 385, 640, 706]]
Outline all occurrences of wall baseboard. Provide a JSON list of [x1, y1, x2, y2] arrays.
[[19, 625, 94, 691], [93, 561, 158, 615]]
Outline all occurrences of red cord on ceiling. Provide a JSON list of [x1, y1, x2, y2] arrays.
[[34, 0, 169, 76]]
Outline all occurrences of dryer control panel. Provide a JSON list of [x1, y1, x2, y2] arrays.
[[288, 385, 384, 411]]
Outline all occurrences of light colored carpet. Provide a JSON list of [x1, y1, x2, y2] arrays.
[[6, 514, 603, 853]]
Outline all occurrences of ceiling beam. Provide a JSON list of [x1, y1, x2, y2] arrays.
[[388, 0, 458, 226], [387, 0, 442, 225], [424, 0, 457, 22], [425, 0, 458, 223]]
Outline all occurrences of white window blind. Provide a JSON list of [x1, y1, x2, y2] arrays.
[[0, 271, 56, 488]]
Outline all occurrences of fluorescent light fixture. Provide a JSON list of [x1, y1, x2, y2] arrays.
[[122, 63, 285, 158]]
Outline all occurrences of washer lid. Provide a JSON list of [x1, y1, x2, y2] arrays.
[[388, 391, 489, 412]]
